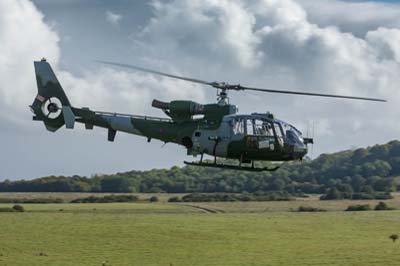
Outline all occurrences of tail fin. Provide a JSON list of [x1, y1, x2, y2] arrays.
[[30, 58, 75, 132]]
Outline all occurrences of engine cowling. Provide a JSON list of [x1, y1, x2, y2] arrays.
[[152, 99, 204, 121]]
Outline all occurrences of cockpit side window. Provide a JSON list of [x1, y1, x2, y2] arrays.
[[274, 122, 283, 138], [254, 120, 273, 136], [232, 118, 244, 135], [246, 119, 254, 135], [273, 122, 284, 146]]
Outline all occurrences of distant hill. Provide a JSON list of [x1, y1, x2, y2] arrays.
[[1, 140, 400, 197]]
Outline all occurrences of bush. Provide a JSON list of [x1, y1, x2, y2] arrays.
[[351, 193, 375, 200], [12, 205, 25, 212], [71, 195, 138, 203], [0, 205, 25, 212], [345, 204, 371, 211], [320, 192, 393, 200], [297, 206, 326, 212], [149, 196, 159, 202], [373, 193, 393, 200], [0, 198, 63, 204], [0, 207, 13, 212], [180, 192, 293, 202], [352, 192, 393, 200], [374, 201, 394, 211], [168, 196, 182, 202], [390, 234, 399, 243]]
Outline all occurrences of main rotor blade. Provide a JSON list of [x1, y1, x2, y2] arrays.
[[236, 86, 387, 102], [97, 60, 386, 102], [96, 60, 213, 86]]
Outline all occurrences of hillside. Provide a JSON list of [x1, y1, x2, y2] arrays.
[[1, 140, 400, 196]]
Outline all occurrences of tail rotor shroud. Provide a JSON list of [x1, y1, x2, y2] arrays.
[[41, 97, 62, 119]]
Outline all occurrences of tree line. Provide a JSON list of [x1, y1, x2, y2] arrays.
[[1, 140, 399, 198]]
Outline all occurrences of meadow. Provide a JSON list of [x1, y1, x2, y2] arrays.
[[0, 194, 400, 266]]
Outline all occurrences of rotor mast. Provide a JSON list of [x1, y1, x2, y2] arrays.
[[217, 88, 229, 105]]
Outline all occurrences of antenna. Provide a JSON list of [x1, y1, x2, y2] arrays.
[[311, 120, 315, 158]]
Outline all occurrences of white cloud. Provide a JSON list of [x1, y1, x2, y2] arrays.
[[58, 67, 205, 116], [105, 10, 122, 27], [0, 1, 204, 125], [296, 0, 400, 37], [132, 0, 400, 155], [2, 0, 400, 179], [0, 0, 59, 123], [0, 0, 205, 179]]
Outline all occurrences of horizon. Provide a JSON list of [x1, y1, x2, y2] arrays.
[[5, 138, 399, 181], [1, 0, 400, 180]]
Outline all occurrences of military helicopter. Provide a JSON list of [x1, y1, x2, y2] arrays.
[[30, 58, 386, 171]]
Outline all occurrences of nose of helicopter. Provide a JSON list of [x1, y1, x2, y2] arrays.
[[286, 137, 310, 160], [294, 137, 313, 160], [291, 142, 308, 160]]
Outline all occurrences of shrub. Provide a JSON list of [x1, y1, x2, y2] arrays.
[[373, 193, 393, 200], [351, 193, 374, 200], [374, 201, 394, 211], [297, 206, 326, 212], [149, 196, 159, 202], [12, 205, 25, 212], [320, 192, 393, 200], [390, 234, 399, 243], [180, 192, 293, 202], [345, 204, 371, 211], [71, 195, 138, 203], [168, 197, 181, 202], [0, 198, 63, 204]]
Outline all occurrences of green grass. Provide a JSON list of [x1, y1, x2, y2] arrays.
[[1, 202, 400, 266]]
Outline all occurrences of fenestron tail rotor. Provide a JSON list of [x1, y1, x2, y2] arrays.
[[96, 60, 387, 103], [41, 97, 62, 119]]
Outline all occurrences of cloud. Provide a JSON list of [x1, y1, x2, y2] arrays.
[[105, 10, 122, 27], [0, 0, 60, 123], [58, 67, 205, 116], [132, 0, 400, 153], [2, 0, 400, 179], [297, 0, 400, 37], [0, 1, 204, 125], [0, 0, 206, 179]]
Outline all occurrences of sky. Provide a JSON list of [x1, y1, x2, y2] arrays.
[[1, 0, 400, 180]]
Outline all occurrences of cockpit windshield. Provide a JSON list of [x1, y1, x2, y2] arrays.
[[277, 120, 303, 145]]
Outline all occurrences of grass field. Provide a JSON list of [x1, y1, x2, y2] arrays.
[[1, 195, 400, 266]]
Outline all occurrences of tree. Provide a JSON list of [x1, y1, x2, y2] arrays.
[[100, 177, 131, 193], [321, 188, 343, 200], [361, 185, 374, 194], [390, 234, 399, 243], [374, 178, 395, 192], [351, 175, 365, 192]]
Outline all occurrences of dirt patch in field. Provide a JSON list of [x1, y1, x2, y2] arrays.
[[183, 204, 225, 214]]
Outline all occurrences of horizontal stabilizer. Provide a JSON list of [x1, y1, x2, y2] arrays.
[[62, 106, 75, 129]]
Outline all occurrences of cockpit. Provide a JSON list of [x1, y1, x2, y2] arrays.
[[228, 113, 309, 159], [276, 119, 304, 146]]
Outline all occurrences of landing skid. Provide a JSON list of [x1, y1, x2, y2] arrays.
[[183, 161, 280, 172]]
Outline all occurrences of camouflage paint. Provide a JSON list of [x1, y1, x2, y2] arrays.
[[31, 60, 308, 162]]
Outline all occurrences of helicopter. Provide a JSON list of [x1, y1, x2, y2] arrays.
[[30, 58, 386, 172]]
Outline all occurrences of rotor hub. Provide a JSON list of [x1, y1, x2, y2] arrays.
[[217, 89, 229, 105], [47, 102, 59, 113]]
